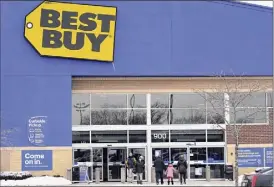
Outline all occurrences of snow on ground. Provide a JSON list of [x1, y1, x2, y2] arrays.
[[0, 176, 71, 186]]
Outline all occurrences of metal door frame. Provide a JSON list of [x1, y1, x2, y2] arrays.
[[107, 147, 127, 181], [91, 148, 103, 182], [127, 146, 148, 181]]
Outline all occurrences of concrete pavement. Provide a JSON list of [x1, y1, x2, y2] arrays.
[[71, 180, 235, 186]]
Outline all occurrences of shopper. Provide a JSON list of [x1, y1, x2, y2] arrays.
[[177, 155, 187, 185], [154, 156, 165, 185], [136, 156, 145, 185], [126, 153, 136, 183], [165, 161, 176, 185]]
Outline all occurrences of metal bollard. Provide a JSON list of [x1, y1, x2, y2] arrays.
[[95, 168, 100, 184], [151, 167, 156, 183], [121, 167, 126, 183], [206, 165, 211, 181], [66, 168, 72, 181]]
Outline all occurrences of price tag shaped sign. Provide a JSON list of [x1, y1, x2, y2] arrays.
[[24, 1, 117, 62]]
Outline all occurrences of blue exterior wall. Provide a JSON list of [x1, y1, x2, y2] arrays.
[[1, 1, 272, 147]]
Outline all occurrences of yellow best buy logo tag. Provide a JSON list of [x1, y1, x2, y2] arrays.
[[24, 1, 117, 62]]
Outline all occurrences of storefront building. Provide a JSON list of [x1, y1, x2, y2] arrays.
[[0, 0, 272, 182]]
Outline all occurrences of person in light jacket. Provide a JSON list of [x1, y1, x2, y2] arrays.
[[165, 161, 176, 185]]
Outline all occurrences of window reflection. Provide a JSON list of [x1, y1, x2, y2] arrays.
[[210, 165, 225, 178], [128, 94, 146, 108], [151, 109, 169, 124], [229, 92, 266, 107], [91, 131, 127, 143], [190, 148, 206, 162], [207, 147, 224, 163], [90, 94, 127, 108], [73, 149, 91, 164], [90, 109, 127, 125], [151, 94, 169, 108], [206, 108, 225, 124], [171, 109, 206, 124], [207, 130, 224, 142], [72, 131, 90, 144], [230, 108, 267, 123], [171, 93, 206, 108], [128, 109, 147, 125], [267, 92, 273, 107], [72, 94, 90, 125], [170, 130, 206, 142], [129, 130, 147, 143]]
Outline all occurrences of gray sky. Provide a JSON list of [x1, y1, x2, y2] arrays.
[[241, 1, 273, 7]]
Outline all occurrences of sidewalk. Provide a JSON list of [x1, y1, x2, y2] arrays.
[[71, 180, 234, 186]]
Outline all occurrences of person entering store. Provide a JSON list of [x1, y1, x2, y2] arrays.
[[126, 152, 136, 183], [154, 155, 165, 185], [165, 161, 176, 185], [136, 156, 145, 185], [177, 155, 187, 185]]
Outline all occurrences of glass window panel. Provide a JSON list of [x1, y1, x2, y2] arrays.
[[206, 93, 224, 108], [72, 131, 90, 143], [170, 130, 206, 142], [190, 164, 206, 179], [72, 94, 90, 125], [207, 130, 225, 142], [129, 130, 147, 143], [73, 149, 91, 164], [152, 148, 170, 165], [190, 148, 206, 162], [171, 93, 206, 108], [93, 148, 102, 162], [207, 108, 225, 124], [90, 94, 127, 108], [91, 131, 127, 143], [127, 94, 146, 108], [128, 109, 147, 125], [151, 94, 169, 108], [210, 165, 225, 178], [267, 92, 273, 107], [151, 109, 169, 125], [171, 148, 187, 167], [207, 147, 224, 163], [229, 92, 266, 107], [90, 109, 127, 125], [170, 109, 206, 124], [230, 108, 267, 123], [151, 130, 169, 142]]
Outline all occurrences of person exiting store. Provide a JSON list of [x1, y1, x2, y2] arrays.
[[154, 155, 165, 185], [165, 161, 176, 185], [136, 156, 145, 185], [177, 155, 187, 185], [126, 152, 136, 183]]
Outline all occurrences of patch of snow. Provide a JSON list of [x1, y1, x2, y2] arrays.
[[0, 176, 71, 186]]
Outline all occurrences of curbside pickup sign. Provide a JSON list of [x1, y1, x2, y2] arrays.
[[22, 150, 53, 171], [24, 1, 117, 62]]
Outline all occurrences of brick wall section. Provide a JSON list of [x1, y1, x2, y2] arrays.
[[227, 108, 273, 144]]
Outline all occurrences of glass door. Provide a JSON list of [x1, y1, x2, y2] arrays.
[[189, 147, 206, 179], [107, 147, 127, 181], [72, 148, 92, 182], [92, 148, 103, 181], [128, 147, 147, 181]]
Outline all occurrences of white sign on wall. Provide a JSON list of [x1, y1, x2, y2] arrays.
[[28, 116, 47, 146]]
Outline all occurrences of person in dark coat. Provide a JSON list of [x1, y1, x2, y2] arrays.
[[177, 155, 187, 184], [154, 156, 165, 185], [126, 153, 136, 183], [135, 156, 145, 185]]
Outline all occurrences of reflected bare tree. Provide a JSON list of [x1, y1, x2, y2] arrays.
[[194, 72, 270, 187], [74, 102, 90, 125]]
